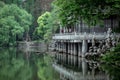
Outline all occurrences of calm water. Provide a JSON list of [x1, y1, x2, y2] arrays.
[[0, 47, 120, 80]]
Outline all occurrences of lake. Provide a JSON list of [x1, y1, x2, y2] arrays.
[[0, 47, 119, 80]]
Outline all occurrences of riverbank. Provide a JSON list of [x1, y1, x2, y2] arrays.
[[17, 41, 48, 53]]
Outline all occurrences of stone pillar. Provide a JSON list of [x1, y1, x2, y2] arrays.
[[82, 40, 88, 57], [57, 43, 59, 51], [57, 42, 59, 51], [69, 43, 71, 54], [62, 42, 64, 52], [74, 43, 77, 56], [72, 43, 74, 55], [55, 43, 58, 51], [61, 42, 63, 52], [73, 43, 75, 55], [71, 43, 73, 55], [64, 43, 66, 53], [59, 42, 61, 52], [68, 42, 70, 54], [61, 42, 62, 52], [60, 42, 62, 52], [78, 43, 82, 57]]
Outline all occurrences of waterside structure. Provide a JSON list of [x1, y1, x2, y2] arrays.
[[51, 17, 120, 57]]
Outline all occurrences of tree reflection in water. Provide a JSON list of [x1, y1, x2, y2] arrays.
[[101, 64, 120, 80], [0, 48, 32, 80], [0, 48, 59, 80], [37, 54, 59, 80]]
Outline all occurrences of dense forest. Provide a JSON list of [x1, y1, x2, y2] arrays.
[[0, 0, 54, 46]]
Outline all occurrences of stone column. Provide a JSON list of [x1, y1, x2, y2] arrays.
[[68, 42, 70, 54], [61, 42, 62, 52], [63, 43, 66, 53], [59, 42, 61, 52], [57, 42, 59, 51], [61, 42, 63, 52], [74, 43, 77, 56], [78, 43, 82, 57], [57, 43, 59, 51], [64, 43, 66, 53], [82, 40, 88, 57], [56, 43, 58, 51], [72, 43, 74, 55], [71, 43, 73, 55], [60, 42, 62, 52], [62, 42, 64, 52]]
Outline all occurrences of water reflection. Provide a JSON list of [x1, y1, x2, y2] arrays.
[[101, 64, 120, 80], [0, 48, 59, 80], [0, 48, 120, 80], [54, 53, 120, 80], [0, 48, 32, 80]]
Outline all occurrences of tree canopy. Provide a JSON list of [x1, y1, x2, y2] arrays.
[[33, 12, 51, 40], [52, 0, 120, 26], [0, 2, 32, 46]]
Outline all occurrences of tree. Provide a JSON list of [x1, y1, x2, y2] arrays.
[[52, 0, 120, 26], [0, 0, 54, 40], [34, 9, 59, 42], [33, 12, 51, 40], [0, 3, 32, 46]]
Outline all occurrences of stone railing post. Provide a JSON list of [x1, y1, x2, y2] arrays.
[[82, 32, 88, 57]]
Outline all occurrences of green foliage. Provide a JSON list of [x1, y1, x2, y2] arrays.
[[34, 12, 50, 40], [113, 27, 120, 33], [101, 43, 120, 66], [34, 11, 58, 42], [52, 0, 120, 26], [33, 1, 62, 42], [0, 1, 5, 8], [0, 3, 32, 46]]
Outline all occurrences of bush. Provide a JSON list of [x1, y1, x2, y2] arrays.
[[101, 43, 120, 66]]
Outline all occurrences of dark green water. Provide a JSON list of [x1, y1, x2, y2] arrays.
[[0, 48, 120, 80]]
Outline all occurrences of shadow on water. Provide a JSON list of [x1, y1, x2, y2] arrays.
[[0, 47, 120, 80]]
